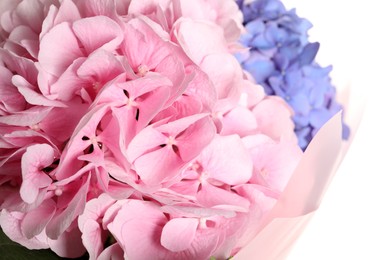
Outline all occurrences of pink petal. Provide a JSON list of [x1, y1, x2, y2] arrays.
[[93, 82, 126, 108], [241, 79, 265, 107], [172, 19, 228, 65], [80, 219, 103, 260], [97, 243, 124, 260], [73, 16, 123, 54], [74, 0, 120, 18], [161, 217, 199, 252], [15, 0, 45, 33], [243, 135, 303, 192], [197, 183, 250, 213], [103, 160, 134, 186], [233, 184, 278, 248], [20, 144, 54, 204], [124, 76, 171, 130], [8, 25, 39, 58], [0, 106, 52, 126], [0, 2, 19, 32], [133, 146, 181, 186], [102, 200, 128, 230], [122, 18, 166, 71], [0, 48, 38, 86], [153, 45, 188, 90], [3, 129, 57, 150], [12, 75, 66, 107], [48, 57, 87, 101], [55, 105, 109, 180], [77, 49, 125, 83], [48, 226, 86, 258], [126, 127, 166, 162], [198, 135, 253, 185], [201, 53, 242, 101], [0, 67, 25, 112], [107, 76, 171, 145], [220, 106, 258, 136], [39, 99, 89, 142], [53, 0, 81, 25], [21, 199, 56, 239], [38, 22, 83, 77], [107, 200, 167, 259], [160, 204, 236, 219], [252, 96, 296, 141], [46, 175, 90, 239], [175, 116, 216, 162], [94, 166, 134, 199], [78, 193, 116, 230], [164, 178, 200, 199], [0, 210, 49, 250], [180, 65, 217, 113]]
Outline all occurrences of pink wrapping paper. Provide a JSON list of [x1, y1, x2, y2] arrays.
[[234, 112, 343, 259], [233, 77, 367, 259]]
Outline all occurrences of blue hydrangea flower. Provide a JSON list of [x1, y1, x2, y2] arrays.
[[236, 0, 349, 149]]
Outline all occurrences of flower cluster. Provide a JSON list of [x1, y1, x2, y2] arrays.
[[236, 0, 349, 149], [0, 0, 302, 259]]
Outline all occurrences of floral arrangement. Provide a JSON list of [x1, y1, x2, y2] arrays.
[[236, 0, 349, 149], [0, 0, 348, 259]]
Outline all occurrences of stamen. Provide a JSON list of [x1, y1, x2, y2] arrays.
[[92, 81, 102, 92], [55, 188, 63, 196], [30, 124, 40, 131], [199, 218, 207, 229], [136, 64, 150, 77], [166, 136, 176, 146], [127, 97, 138, 107]]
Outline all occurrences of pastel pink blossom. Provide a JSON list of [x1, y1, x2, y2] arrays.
[[0, 0, 304, 259], [127, 0, 244, 48], [20, 144, 55, 204], [78, 194, 116, 259], [177, 0, 244, 44], [127, 113, 216, 187], [107, 199, 222, 260]]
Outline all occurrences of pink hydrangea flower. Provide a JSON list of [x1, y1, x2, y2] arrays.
[[0, 0, 303, 259]]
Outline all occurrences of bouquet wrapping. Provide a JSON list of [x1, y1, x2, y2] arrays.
[[0, 0, 360, 259]]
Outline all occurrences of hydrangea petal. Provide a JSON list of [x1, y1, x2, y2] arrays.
[[72, 16, 123, 54], [46, 175, 90, 239], [107, 200, 167, 260], [200, 135, 253, 185], [161, 217, 198, 252], [97, 243, 124, 260], [0, 210, 49, 250], [20, 144, 54, 204], [48, 226, 86, 258], [38, 22, 83, 77], [80, 219, 103, 260], [21, 199, 56, 239]]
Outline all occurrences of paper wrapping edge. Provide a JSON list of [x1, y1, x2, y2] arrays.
[[234, 111, 343, 260]]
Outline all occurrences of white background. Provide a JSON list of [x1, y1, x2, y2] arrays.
[[282, 0, 390, 259]]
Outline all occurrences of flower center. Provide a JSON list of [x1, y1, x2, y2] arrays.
[[166, 136, 176, 146], [260, 168, 268, 178], [127, 97, 138, 107], [30, 124, 40, 131], [92, 81, 102, 92], [136, 64, 150, 77], [199, 170, 209, 184], [55, 188, 63, 196]]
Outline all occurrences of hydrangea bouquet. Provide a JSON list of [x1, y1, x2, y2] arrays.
[[0, 0, 350, 259]]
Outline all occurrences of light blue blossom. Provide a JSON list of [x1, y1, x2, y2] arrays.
[[237, 0, 349, 149]]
